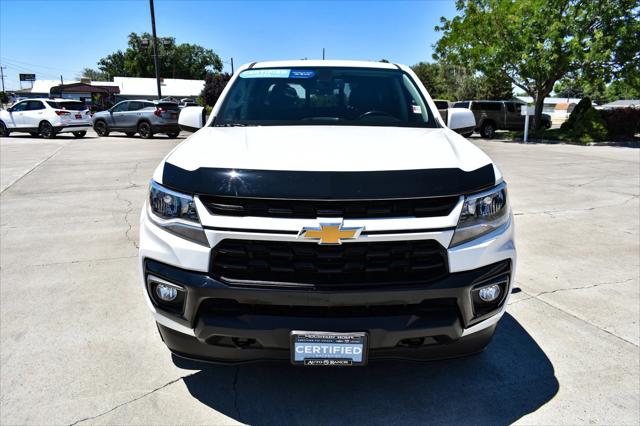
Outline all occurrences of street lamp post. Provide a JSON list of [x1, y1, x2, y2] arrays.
[[149, 0, 162, 99]]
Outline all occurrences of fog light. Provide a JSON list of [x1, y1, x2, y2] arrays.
[[155, 283, 178, 302], [478, 284, 501, 302]]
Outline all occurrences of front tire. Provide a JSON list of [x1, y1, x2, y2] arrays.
[[480, 121, 495, 139], [138, 122, 153, 139], [38, 121, 56, 139], [72, 131, 87, 138], [94, 120, 109, 137], [0, 121, 10, 137]]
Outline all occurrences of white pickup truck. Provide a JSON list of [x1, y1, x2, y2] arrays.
[[139, 60, 515, 366]]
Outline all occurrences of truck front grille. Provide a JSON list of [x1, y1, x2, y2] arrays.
[[199, 195, 459, 219], [211, 239, 448, 289]]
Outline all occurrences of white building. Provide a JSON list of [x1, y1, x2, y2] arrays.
[[13, 76, 205, 102], [516, 96, 583, 126]]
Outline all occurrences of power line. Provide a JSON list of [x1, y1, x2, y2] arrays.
[[0, 56, 83, 74]]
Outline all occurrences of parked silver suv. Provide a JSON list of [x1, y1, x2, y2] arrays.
[[91, 100, 180, 139], [452, 100, 551, 138]]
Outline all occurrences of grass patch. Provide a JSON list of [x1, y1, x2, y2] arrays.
[[505, 129, 639, 144]]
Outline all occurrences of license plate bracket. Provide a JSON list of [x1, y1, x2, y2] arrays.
[[290, 331, 368, 366]]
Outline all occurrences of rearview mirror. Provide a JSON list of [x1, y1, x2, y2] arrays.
[[178, 106, 206, 132], [447, 108, 476, 135]]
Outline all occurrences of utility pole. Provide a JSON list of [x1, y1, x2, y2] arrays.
[[149, 0, 162, 99], [322, 48, 325, 60], [0, 66, 6, 92], [230, 57, 234, 74]]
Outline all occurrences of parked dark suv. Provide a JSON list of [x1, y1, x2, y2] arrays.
[[91, 100, 180, 139], [452, 100, 551, 138]]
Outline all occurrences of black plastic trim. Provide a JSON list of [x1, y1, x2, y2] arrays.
[[162, 163, 495, 198]]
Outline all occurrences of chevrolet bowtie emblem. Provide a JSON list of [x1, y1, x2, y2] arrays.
[[298, 222, 364, 245]]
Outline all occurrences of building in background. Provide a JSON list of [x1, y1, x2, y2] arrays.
[[9, 76, 205, 108], [516, 96, 583, 126]]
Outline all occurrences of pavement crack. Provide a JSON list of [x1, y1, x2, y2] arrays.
[[509, 278, 636, 306], [1, 144, 66, 194], [513, 195, 638, 217], [513, 288, 639, 348], [232, 366, 243, 423], [115, 162, 142, 249], [67, 373, 196, 426]]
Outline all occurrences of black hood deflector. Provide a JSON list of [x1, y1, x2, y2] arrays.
[[162, 162, 495, 199]]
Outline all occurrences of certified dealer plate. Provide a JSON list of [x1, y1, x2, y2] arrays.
[[291, 331, 368, 366]]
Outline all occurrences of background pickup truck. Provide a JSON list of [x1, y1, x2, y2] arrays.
[[452, 100, 551, 138]]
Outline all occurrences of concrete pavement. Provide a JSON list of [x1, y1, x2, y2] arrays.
[[0, 132, 638, 425]]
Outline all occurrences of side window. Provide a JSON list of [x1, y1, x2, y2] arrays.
[[506, 103, 515, 113], [11, 102, 28, 112], [111, 102, 129, 112], [27, 101, 45, 111], [482, 102, 502, 111], [128, 101, 145, 111]]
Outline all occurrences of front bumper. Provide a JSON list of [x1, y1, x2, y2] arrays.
[[139, 210, 516, 363]]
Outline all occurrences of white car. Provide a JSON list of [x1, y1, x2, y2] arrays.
[[140, 60, 515, 366], [0, 98, 91, 138]]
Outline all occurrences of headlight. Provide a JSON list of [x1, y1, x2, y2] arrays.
[[450, 182, 509, 247], [148, 181, 208, 245]]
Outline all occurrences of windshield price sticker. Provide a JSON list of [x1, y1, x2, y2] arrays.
[[240, 69, 316, 79]]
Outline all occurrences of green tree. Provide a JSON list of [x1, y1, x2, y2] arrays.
[[411, 62, 511, 101], [434, 0, 640, 129], [605, 76, 640, 101], [201, 72, 232, 106], [94, 32, 222, 80], [476, 73, 513, 100], [554, 72, 640, 103], [78, 68, 110, 81]]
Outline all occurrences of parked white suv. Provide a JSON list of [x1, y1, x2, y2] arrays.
[[0, 98, 91, 138]]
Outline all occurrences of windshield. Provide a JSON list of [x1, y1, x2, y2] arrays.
[[215, 67, 438, 128], [46, 101, 86, 111]]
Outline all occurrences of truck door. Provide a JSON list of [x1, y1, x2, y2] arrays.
[[22, 100, 47, 129], [6, 101, 28, 128], [108, 101, 129, 128], [505, 102, 524, 130]]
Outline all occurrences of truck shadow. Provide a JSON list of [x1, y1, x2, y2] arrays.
[[173, 314, 558, 425]]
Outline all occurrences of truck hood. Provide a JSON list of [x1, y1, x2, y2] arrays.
[[164, 126, 493, 173]]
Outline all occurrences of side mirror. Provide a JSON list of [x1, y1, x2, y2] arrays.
[[447, 108, 476, 134], [178, 106, 206, 132], [7, 107, 13, 113]]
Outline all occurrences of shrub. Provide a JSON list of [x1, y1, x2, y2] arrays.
[[561, 97, 592, 131], [600, 108, 640, 138], [560, 97, 609, 141], [201, 72, 231, 106]]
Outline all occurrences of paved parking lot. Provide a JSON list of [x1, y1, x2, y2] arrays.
[[1, 132, 638, 425]]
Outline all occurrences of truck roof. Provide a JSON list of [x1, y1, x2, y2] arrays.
[[246, 59, 400, 70]]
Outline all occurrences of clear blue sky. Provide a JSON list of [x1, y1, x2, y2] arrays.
[[0, 0, 458, 90]]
